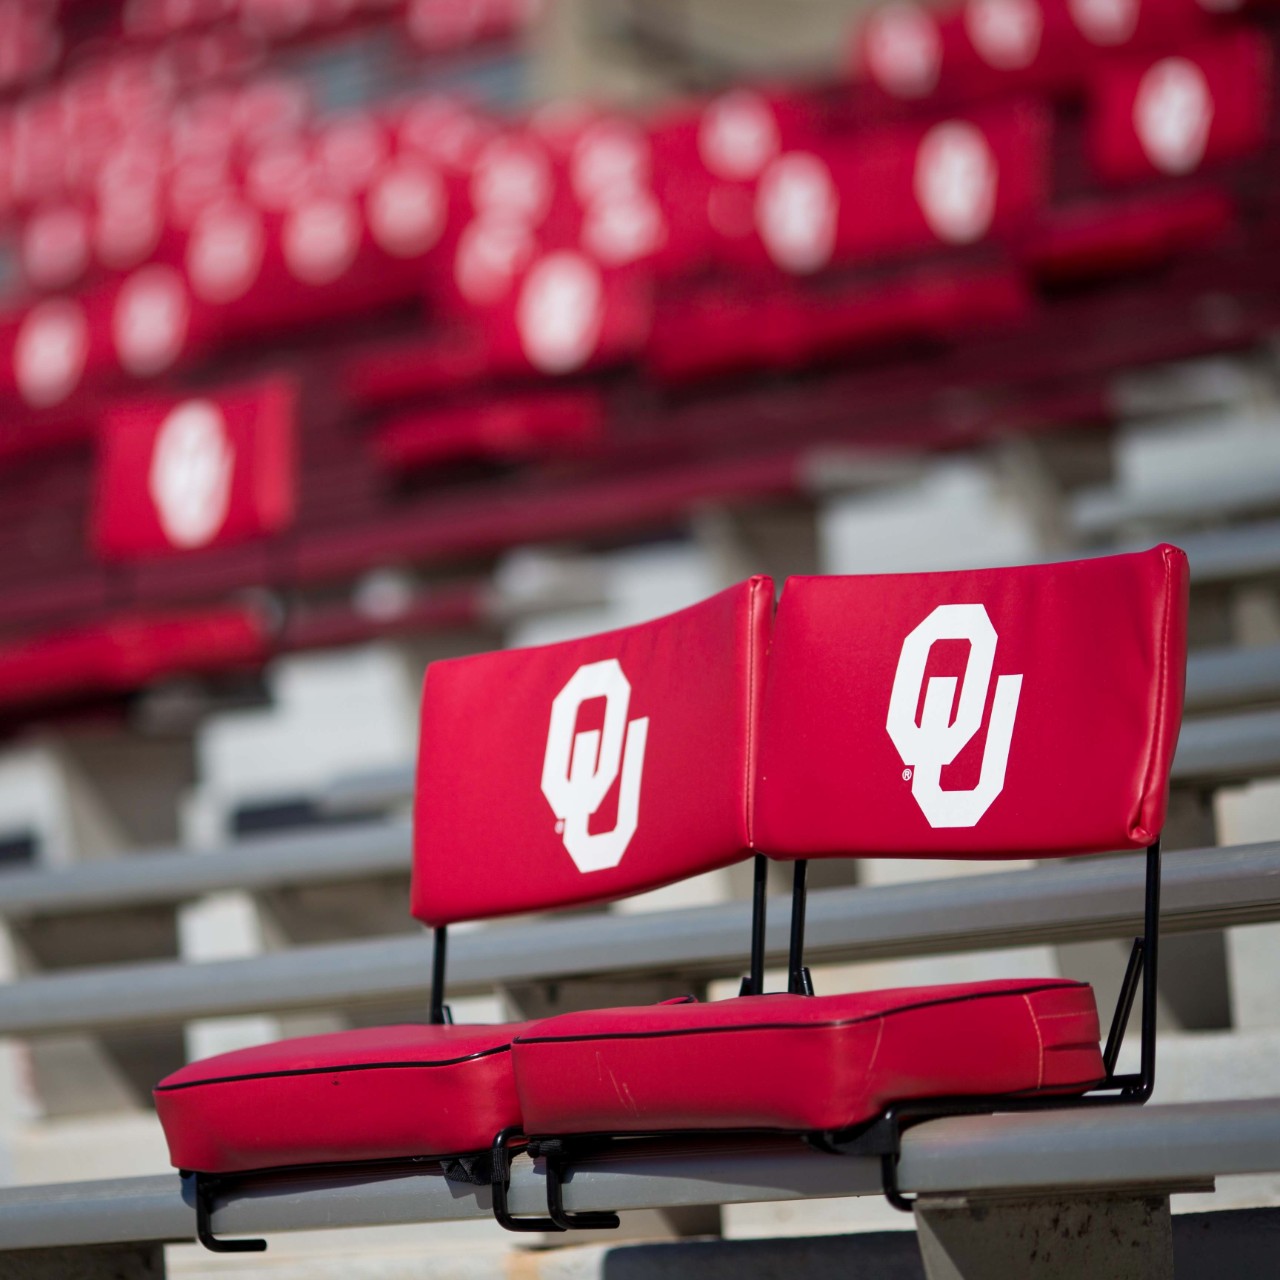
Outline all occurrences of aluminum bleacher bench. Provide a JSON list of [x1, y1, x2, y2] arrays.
[[2, 839, 1280, 1039], [7, 1098, 1280, 1259], [137, 544, 1214, 1261]]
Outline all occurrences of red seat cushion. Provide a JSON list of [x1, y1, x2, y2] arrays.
[[155, 1023, 526, 1174], [512, 980, 1101, 1136]]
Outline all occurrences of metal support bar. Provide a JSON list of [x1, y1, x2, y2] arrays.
[[0, 840, 1268, 1039], [745, 855, 768, 996], [1103, 939, 1145, 1077], [429, 927, 450, 1026], [787, 860, 813, 996], [1105, 841, 1162, 1101]]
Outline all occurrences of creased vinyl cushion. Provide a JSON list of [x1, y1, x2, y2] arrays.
[[155, 1023, 526, 1174], [512, 980, 1101, 1136]]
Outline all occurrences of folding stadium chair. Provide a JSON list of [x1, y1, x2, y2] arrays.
[[511, 545, 1188, 1214], [153, 575, 773, 1249]]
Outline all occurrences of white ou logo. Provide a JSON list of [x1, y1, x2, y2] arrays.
[[914, 121, 998, 244], [23, 205, 89, 291], [582, 191, 666, 266], [540, 659, 649, 873], [454, 215, 535, 305], [1134, 58, 1213, 176], [114, 265, 191, 377], [1068, 0, 1138, 45], [571, 121, 650, 204], [886, 604, 1023, 828], [470, 137, 553, 225], [187, 202, 265, 304], [516, 252, 605, 375], [149, 400, 235, 549], [755, 152, 838, 275], [698, 90, 780, 182], [283, 197, 361, 285], [95, 186, 162, 271], [367, 160, 447, 258], [863, 1, 942, 99], [15, 298, 88, 408], [964, 0, 1042, 70]]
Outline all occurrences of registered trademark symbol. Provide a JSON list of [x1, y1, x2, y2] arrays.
[[902, 768, 912, 782], [555, 820, 565, 834]]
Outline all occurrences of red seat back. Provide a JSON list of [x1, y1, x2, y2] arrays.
[[93, 376, 298, 561], [754, 546, 1187, 858], [413, 576, 774, 926]]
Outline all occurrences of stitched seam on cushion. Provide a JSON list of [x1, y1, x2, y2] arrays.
[[1023, 994, 1044, 1090], [154, 1044, 512, 1092], [513, 982, 1089, 1045], [1136, 548, 1175, 843]]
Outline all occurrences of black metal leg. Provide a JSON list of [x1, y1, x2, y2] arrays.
[[1103, 937, 1145, 1077]]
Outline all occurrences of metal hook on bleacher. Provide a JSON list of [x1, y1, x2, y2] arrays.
[[533, 1138, 621, 1231], [191, 1173, 267, 1253], [488, 1128, 565, 1233]]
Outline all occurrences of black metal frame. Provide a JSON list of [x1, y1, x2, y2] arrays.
[[738, 855, 769, 995], [429, 925, 452, 1026]]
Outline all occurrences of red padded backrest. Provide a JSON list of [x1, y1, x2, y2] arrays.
[[754, 547, 1187, 859], [1087, 33, 1271, 184], [93, 376, 298, 561], [412, 576, 774, 926]]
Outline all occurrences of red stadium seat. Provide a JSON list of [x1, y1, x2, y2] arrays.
[[513, 979, 1102, 1135], [93, 376, 298, 561], [1086, 30, 1271, 182], [374, 389, 605, 471], [853, 0, 1214, 105], [645, 263, 1031, 384], [746, 103, 1049, 277], [0, 604, 272, 713], [1022, 186, 1234, 282], [154, 577, 773, 1240], [155, 1023, 525, 1175], [511, 548, 1188, 1185]]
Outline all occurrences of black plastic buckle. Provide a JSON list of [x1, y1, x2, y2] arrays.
[[533, 1138, 620, 1231], [490, 1128, 564, 1233], [192, 1173, 268, 1252]]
